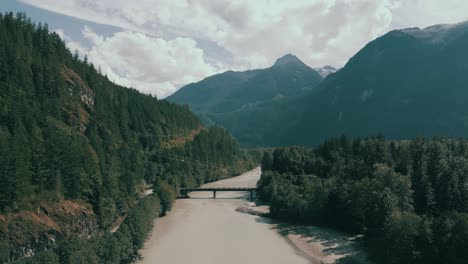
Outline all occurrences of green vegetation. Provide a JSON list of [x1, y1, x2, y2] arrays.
[[168, 54, 323, 147], [172, 22, 468, 147], [11, 194, 161, 264], [258, 136, 468, 264], [0, 12, 254, 263], [290, 23, 468, 146]]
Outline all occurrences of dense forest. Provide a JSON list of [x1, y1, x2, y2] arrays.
[[0, 13, 255, 263], [258, 136, 468, 264]]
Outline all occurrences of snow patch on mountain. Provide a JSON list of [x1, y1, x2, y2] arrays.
[[314, 65, 338, 77]]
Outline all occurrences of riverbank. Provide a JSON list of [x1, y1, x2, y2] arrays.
[[139, 167, 370, 264], [236, 202, 371, 264]]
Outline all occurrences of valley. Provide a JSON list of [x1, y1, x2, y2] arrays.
[[170, 21, 468, 147], [140, 167, 369, 264], [1, 3, 468, 264]]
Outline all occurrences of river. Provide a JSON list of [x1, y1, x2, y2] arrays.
[[139, 167, 370, 264]]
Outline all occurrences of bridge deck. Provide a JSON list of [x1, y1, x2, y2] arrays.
[[180, 187, 256, 192], [178, 187, 257, 200]]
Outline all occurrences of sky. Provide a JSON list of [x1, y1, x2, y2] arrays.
[[1, 0, 468, 98]]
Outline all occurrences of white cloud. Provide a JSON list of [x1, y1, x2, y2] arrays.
[[22, 0, 468, 96], [391, 0, 468, 29], [74, 27, 216, 98], [53, 28, 87, 58], [21, 0, 400, 68]]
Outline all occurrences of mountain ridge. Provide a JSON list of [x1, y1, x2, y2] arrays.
[[400, 20, 468, 42], [273, 53, 304, 66], [171, 20, 468, 147], [168, 54, 323, 146], [287, 19, 468, 145]]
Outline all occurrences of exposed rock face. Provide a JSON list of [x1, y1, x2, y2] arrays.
[[61, 66, 95, 108], [0, 201, 98, 262], [161, 125, 204, 150], [60, 66, 96, 132]]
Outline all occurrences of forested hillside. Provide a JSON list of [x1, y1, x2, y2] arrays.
[[258, 136, 468, 264], [290, 22, 468, 145], [173, 21, 468, 147], [168, 54, 323, 147], [289, 21, 468, 145], [0, 13, 254, 263]]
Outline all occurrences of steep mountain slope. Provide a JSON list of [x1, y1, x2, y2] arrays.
[[170, 21, 468, 147], [282, 21, 468, 145], [168, 54, 323, 146], [0, 13, 254, 263]]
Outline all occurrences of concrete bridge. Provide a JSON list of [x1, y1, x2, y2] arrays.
[[179, 187, 256, 200]]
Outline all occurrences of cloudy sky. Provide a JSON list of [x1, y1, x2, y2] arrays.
[[2, 0, 468, 98]]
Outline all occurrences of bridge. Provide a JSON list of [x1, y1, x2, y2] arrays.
[[179, 187, 257, 200]]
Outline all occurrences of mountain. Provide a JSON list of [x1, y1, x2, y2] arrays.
[[314, 65, 338, 77], [168, 54, 323, 146], [0, 13, 254, 263], [170, 20, 468, 147], [287, 20, 468, 145]]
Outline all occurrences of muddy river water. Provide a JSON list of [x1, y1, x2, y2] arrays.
[[139, 167, 369, 264]]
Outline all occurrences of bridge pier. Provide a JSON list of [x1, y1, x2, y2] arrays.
[[213, 191, 217, 199], [180, 190, 188, 198]]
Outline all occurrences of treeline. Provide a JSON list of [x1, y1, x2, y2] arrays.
[[258, 136, 468, 264], [0, 12, 254, 263]]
